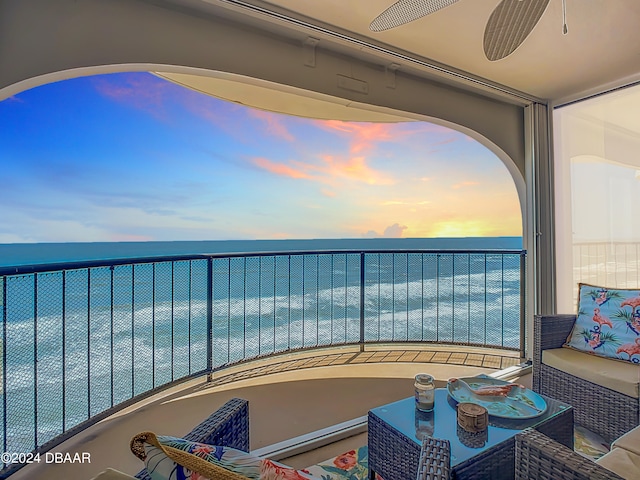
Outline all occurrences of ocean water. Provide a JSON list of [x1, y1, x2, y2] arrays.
[[0, 237, 522, 268], [0, 237, 523, 454]]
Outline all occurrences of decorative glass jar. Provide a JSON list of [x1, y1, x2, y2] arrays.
[[414, 409, 435, 440], [414, 373, 435, 412]]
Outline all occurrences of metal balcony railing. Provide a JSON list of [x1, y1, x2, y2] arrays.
[[573, 241, 640, 289], [568, 241, 640, 309], [0, 248, 525, 477]]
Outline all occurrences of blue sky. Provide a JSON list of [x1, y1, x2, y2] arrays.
[[0, 72, 521, 243]]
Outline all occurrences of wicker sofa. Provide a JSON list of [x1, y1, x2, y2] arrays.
[[515, 427, 640, 479], [533, 314, 640, 443]]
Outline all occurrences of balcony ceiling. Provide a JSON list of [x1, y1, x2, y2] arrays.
[[199, 0, 640, 105]]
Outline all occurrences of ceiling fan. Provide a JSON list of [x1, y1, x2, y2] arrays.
[[370, 0, 568, 61]]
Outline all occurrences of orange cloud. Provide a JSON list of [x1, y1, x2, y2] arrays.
[[317, 120, 456, 156], [249, 109, 295, 141], [252, 154, 393, 186], [252, 157, 311, 179], [319, 121, 397, 154], [363, 223, 408, 238], [320, 155, 394, 185]]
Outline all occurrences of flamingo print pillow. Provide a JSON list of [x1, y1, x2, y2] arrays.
[[139, 434, 320, 480], [564, 283, 640, 364]]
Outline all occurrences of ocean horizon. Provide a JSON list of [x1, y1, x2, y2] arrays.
[[0, 236, 522, 268]]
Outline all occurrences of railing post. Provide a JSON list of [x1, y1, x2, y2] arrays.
[[520, 251, 527, 359], [2, 276, 6, 455], [207, 257, 214, 382], [33, 273, 38, 447], [360, 253, 365, 352]]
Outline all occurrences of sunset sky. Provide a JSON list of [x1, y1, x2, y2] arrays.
[[0, 72, 521, 243]]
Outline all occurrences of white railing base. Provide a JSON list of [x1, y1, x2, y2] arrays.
[[252, 363, 532, 461], [251, 415, 367, 461]]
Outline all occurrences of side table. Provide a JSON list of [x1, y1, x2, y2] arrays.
[[368, 388, 573, 480]]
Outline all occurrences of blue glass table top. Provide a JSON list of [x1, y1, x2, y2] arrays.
[[369, 388, 571, 468]]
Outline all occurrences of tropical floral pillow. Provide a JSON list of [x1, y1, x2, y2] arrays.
[[303, 447, 369, 480], [133, 432, 321, 480], [564, 283, 640, 364]]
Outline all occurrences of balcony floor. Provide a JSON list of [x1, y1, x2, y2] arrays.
[[9, 344, 526, 480]]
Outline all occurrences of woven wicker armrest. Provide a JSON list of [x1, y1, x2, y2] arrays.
[[182, 398, 249, 452], [416, 437, 451, 480], [534, 314, 577, 352], [515, 428, 623, 480], [134, 398, 249, 480], [533, 315, 578, 392]]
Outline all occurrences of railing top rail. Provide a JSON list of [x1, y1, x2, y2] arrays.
[[0, 248, 526, 276], [0, 254, 212, 276]]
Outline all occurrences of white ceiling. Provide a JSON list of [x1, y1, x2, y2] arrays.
[[157, 0, 640, 135], [243, 0, 640, 104]]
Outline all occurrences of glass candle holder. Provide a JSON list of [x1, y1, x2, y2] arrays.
[[414, 373, 435, 412], [414, 409, 435, 440]]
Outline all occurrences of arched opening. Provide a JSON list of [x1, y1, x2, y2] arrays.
[[1, 67, 524, 245], [0, 68, 527, 473]]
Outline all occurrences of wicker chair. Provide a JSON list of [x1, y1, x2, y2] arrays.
[[515, 428, 623, 480], [133, 397, 249, 480], [533, 314, 640, 443], [415, 437, 451, 480], [131, 396, 448, 480]]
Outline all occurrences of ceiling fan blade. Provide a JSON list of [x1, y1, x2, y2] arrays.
[[370, 0, 459, 32], [483, 0, 550, 61]]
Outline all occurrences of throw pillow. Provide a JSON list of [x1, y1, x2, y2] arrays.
[[564, 283, 640, 364], [131, 432, 319, 480]]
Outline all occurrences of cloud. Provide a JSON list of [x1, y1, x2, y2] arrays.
[[252, 157, 312, 179], [321, 189, 336, 197], [319, 121, 396, 154], [362, 223, 408, 238], [248, 109, 295, 141], [318, 120, 455, 156], [383, 223, 408, 237], [251, 154, 393, 185], [320, 155, 394, 185]]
